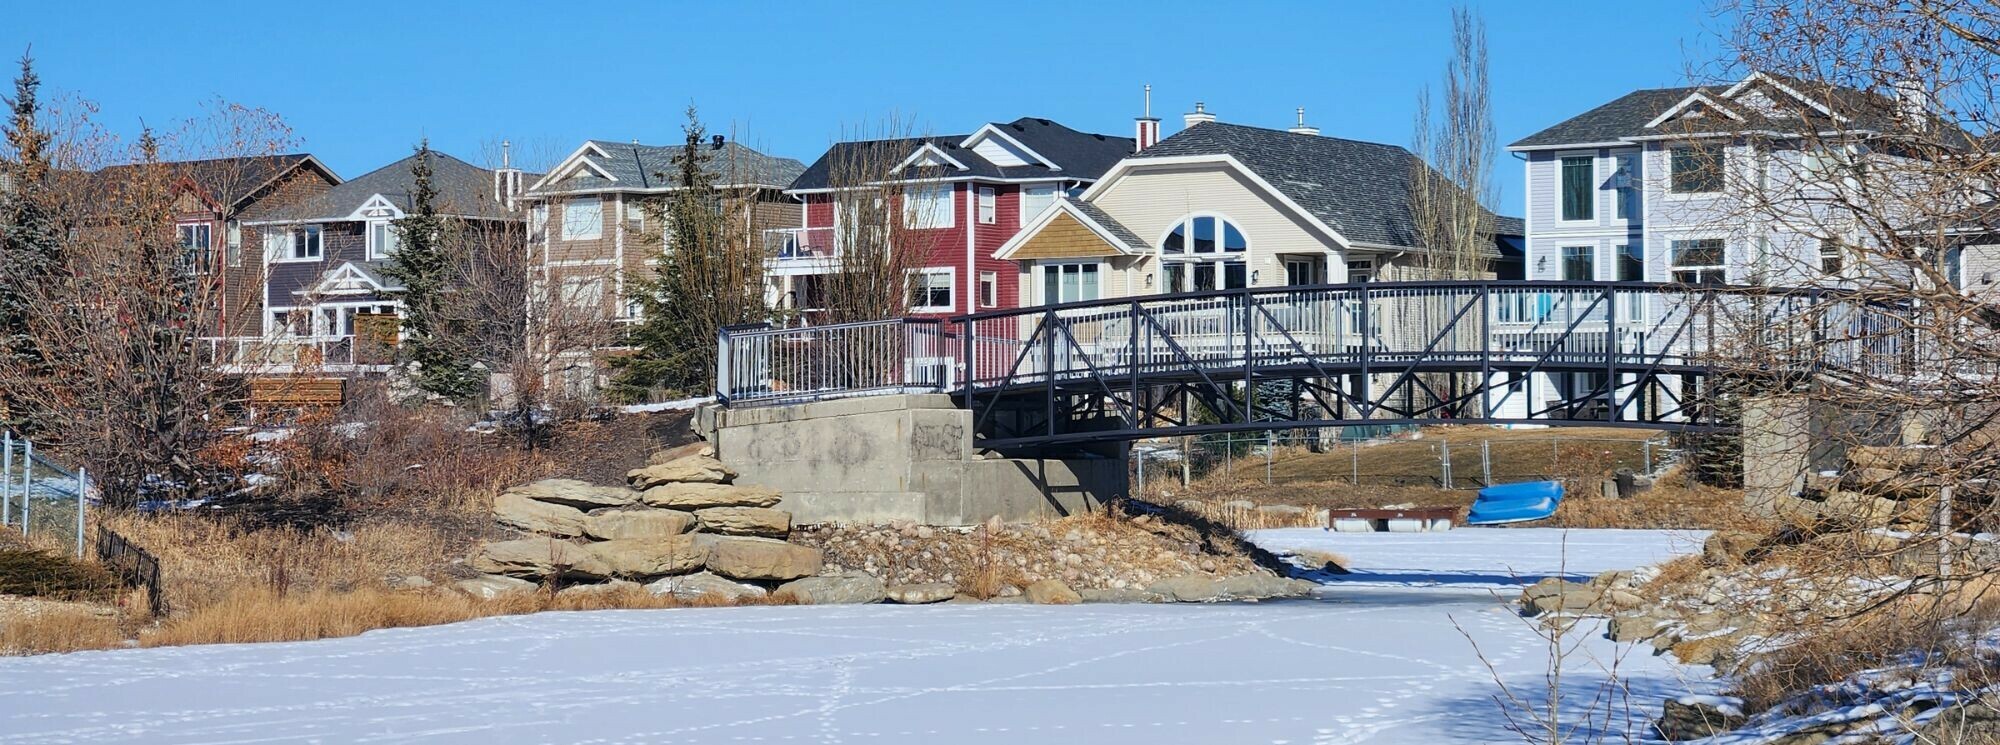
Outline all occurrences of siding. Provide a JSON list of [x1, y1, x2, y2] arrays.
[[1009, 212, 1123, 259], [1086, 161, 1338, 291]]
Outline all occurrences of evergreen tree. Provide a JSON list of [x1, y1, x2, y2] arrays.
[[610, 107, 764, 399], [0, 52, 58, 432], [383, 141, 480, 401]]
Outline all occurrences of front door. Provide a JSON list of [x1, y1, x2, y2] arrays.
[[1282, 256, 1324, 285]]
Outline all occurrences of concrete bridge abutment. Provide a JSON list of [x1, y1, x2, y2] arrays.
[[695, 394, 1127, 526]]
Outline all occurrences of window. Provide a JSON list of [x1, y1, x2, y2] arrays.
[[1670, 145, 1725, 194], [1803, 145, 1867, 185], [1159, 215, 1247, 292], [1019, 184, 1057, 223], [529, 203, 549, 242], [1561, 246, 1595, 280], [292, 225, 322, 260], [625, 199, 646, 231], [908, 268, 954, 312], [561, 197, 602, 240], [177, 222, 211, 273], [1616, 244, 1642, 281], [1613, 154, 1639, 220], [1039, 263, 1100, 304], [1560, 156, 1595, 221], [1670, 239, 1726, 285], [902, 183, 954, 229], [367, 221, 399, 259], [1283, 257, 1320, 285], [976, 187, 996, 224], [1820, 238, 1846, 275], [979, 271, 998, 308], [1346, 259, 1374, 283], [226, 221, 242, 267]]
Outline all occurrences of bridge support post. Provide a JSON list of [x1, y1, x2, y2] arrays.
[[1740, 393, 1831, 518]]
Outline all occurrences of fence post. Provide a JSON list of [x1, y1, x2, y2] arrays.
[[1440, 440, 1452, 489], [1482, 440, 1492, 487], [1643, 440, 1654, 474], [1135, 444, 1145, 497], [1180, 435, 1191, 487], [1939, 484, 1956, 580], [74, 466, 87, 559], [1265, 431, 1274, 484], [1351, 438, 1360, 486], [1, 430, 10, 527], [19, 437, 31, 535]]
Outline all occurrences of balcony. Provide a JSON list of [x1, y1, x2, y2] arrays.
[[762, 228, 839, 274], [203, 335, 396, 375]]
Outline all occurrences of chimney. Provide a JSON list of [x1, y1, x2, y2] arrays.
[[1134, 84, 1162, 152], [711, 134, 726, 150], [1288, 107, 1320, 136], [493, 139, 523, 211], [1183, 101, 1216, 129]]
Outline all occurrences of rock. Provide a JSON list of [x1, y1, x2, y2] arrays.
[[1822, 490, 1901, 526], [703, 536, 823, 581], [884, 582, 956, 604], [646, 571, 767, 602], [454, 574, 537, 599], [640, 482, 783, 510], [504, 478, 638, 510], [1255, 504, 1309, 523], [1024, 578, 1082, 605], [1173, 499, 1210, 512], [582, 508, 697, 541], [1145, 574, 1315, 602], [1079, 587, 1166, 603], [587, 535, 708, 578], [470, 538, 611, 580], [1607, 613, 1670, 643], [628, 456, 735, 488], [1520, 580, 1607, 616], [1912, 691, 2000, 744], [556, 579, 641, 600], [493, 493, 588, 537], [1220, 500, 1255, 512], [774, 572, 888, 605], [694, 506, 792, 537], [1843, 467, 1932, 499], [1652, 696, 1747, 741], [384, 574, 433, 591], [648, 442, 716, 465], [1703, 531, 1762, 566], [1669, 630, 1745, 667]]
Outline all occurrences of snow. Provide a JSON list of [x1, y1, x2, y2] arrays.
[[0, 529, 1717, 744], [1250, 527, 1711, 590], [620, 396, 712, 414]]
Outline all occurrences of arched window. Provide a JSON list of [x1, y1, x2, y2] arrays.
[[1160, 215, 1247, 291]]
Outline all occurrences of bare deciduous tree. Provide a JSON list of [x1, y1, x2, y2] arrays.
[[1410, 5, 1498, 281]]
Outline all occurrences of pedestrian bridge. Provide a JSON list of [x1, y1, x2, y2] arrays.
[[716, 280, 1909, 452]]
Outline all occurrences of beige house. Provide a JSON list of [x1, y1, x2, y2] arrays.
[[994, 112, 1522, 304]]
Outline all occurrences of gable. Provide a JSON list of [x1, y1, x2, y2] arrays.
[[897, 143, 971, 172], [306, 262, 392, 295], [1089, 160, 1342, 255], [348, 194, 403, 221], [1007, 212, 1126, 260], [961, 125, 1058, 170]]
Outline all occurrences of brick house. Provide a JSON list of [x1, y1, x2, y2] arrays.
[[782, 118, 1135, 318]]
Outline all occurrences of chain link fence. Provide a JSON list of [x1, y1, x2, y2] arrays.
[[0, 431, 91, 557], [1135, 428, 1678, 492]]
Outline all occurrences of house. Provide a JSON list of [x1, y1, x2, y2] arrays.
[[235, 149, 528, 376], [521, 136, 802, 325], [95, 154, 341, 337], [1508, 71, 1956, 290], [783, 117, 1136, 318], [993, 105, 1523, 305]]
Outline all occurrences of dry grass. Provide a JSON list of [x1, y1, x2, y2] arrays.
[[1257, 426, 1659, 486], [1732, 604, 2000, 713], [0, 548, 118, 601], [0, 605, 124, 654], [1540, 470, 1769, 531]]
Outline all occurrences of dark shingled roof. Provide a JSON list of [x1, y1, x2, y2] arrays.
[[95, 154, 337, 210], [267, 151, 529, 222], [789, 117, 1134, 191], [1069, 199, 1146, 250], [1132, 122, 1519, 249], [1512, 75, 1976, 150], [1510, 87, 1713, 149], [528, 140, 804, 195]]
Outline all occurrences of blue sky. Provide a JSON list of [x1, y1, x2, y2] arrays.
[[3, 0, 1725, 213]]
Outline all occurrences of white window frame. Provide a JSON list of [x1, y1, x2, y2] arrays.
[[274, 224, 323, 262], [559, 275, 607, 314], [226, 221, 242, 267], [1019, 184, 1057, 224], [1158, 213, 1249, 292], [1037, 261, 1103, 305], [976, 186, 996, 224], [1556, 152, 1597, 223], [1669, 238, 1728, 285], [624, 197, 646, 231], [901, 183, 955, 230], [978, 270, 998, 308], [1668, 144, 1726, 196], [1612, 153, 1640, 221], [906, 267, 955, 313], [176, 221, 212, 274], [561, 196, 603, 241], [1560, 245, 1597, 281], [528, 203, 549, 242], [366, 219, 399, 260]]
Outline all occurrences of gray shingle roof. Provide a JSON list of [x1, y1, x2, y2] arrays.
[[528, 140, 804, 195], [267, 151, 525, 222], [1069, 200, 1145, 250], [1509, 87, 1713, 149], [1511, 75, 1975, 149], [1132, 122, 1518, 249], [788, 117, 1134, 191], [95, 153, 338, 210]]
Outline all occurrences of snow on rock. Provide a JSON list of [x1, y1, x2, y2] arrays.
[[620, 396, 712, 414], [1249, 527, 1709, 589], [0, 601, 1710, 744]]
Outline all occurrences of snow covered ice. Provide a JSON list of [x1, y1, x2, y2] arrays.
[[0, 529, 1715, 744]]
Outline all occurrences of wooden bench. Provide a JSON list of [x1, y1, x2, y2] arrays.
[[1326, 507, 1459, 533]]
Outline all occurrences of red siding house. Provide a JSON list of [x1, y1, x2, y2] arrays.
[[781, 118, 1135, 318]]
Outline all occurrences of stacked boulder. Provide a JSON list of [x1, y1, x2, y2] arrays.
[[459, 445, 825, 602]]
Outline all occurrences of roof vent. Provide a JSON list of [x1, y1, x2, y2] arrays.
[[1288, 107, 1320, 136], [711, 134, 725, 150], [1183, 101, 1216, 129]]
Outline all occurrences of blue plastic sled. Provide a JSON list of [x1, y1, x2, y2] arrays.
[[1466, 480, 1564, 525]]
